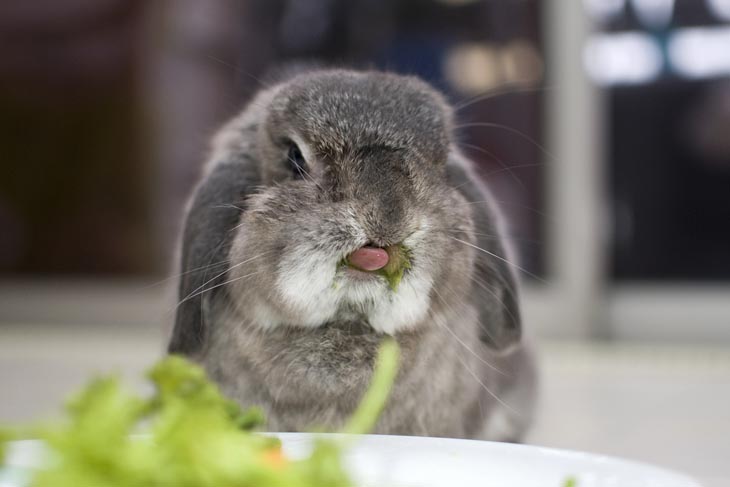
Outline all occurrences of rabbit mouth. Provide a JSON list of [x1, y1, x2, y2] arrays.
[[340, 244, 412, 292]]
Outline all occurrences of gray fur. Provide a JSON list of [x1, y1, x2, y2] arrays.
[[170, 69, 536, 440]]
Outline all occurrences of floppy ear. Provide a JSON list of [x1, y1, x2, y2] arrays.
[[168, 160, 260, 355], [446, 156, 522, 352]]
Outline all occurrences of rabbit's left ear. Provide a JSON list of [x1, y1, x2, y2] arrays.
[[169, 161, 259, 355], [446, 156, 522, 352]]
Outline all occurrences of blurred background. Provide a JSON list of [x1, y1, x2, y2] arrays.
[[1, 0, 728, 485]]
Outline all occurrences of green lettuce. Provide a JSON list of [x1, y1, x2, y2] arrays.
[[1, 340, 400, 487]]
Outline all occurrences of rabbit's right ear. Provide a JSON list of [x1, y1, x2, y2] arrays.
[[168, 160, 259, 355]]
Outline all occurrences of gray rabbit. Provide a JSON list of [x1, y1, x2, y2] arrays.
[[169, 69, 537, 441]]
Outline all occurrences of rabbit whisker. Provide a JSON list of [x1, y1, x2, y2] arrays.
[[429, 224, 544, 248], [449, 161, 546, 191], [454, 122, 555, 160], [448, 236, 548, 284], [450, 198, 553, 221], [288, 155, 325, 192], [430, 310, 516, 414], [428, 225, 499, 239], [205, 54, 270, 90], [140, 260, 231, 290], [212, 203, 246, 211], [183, 269, 266, 304], [430, 287, 506, 376], [458, 142, 526, 191], [453, 344, 519, 416], [453, 83, 552, 111], [175, 251, 272, 309], [464, 273, 522, 329], [480, 162, 545, 178]]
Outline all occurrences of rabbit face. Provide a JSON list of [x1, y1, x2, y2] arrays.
[[224, 71, 476, 335]]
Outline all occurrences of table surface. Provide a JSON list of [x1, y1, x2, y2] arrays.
[[1, 323, 728, 486]]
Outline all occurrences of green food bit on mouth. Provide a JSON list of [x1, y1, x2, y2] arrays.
[[1, 342, 401, 487], [341, 245, 412, 292], [378, 245, 412, 292], [563, 476, 578, 487]]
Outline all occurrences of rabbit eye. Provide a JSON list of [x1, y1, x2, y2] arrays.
[[287, 143, 306, 179]]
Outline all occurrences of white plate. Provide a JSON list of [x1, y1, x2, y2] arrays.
[[1, 434, 702, 487]]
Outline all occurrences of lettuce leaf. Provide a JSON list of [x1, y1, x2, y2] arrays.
[[1, 340, 400, 487]]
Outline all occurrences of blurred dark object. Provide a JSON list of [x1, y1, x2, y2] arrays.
[[0, 0, 140, 99], [0, 0, 158, 276], [611, 80, 730, 281], [1, 0, 545, 278], [598, 0, 730, 281]]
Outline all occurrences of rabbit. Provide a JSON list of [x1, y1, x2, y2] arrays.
[[168, 68, 537, 441]]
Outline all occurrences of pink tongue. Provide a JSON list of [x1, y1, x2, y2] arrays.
[[348, 246, 389, 271]]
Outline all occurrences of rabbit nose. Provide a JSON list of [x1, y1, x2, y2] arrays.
[[347, 246, 389, 271]]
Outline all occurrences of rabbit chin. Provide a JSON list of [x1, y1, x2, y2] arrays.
[[337, 269, 434, 334], [248, 257, 434, 335]]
